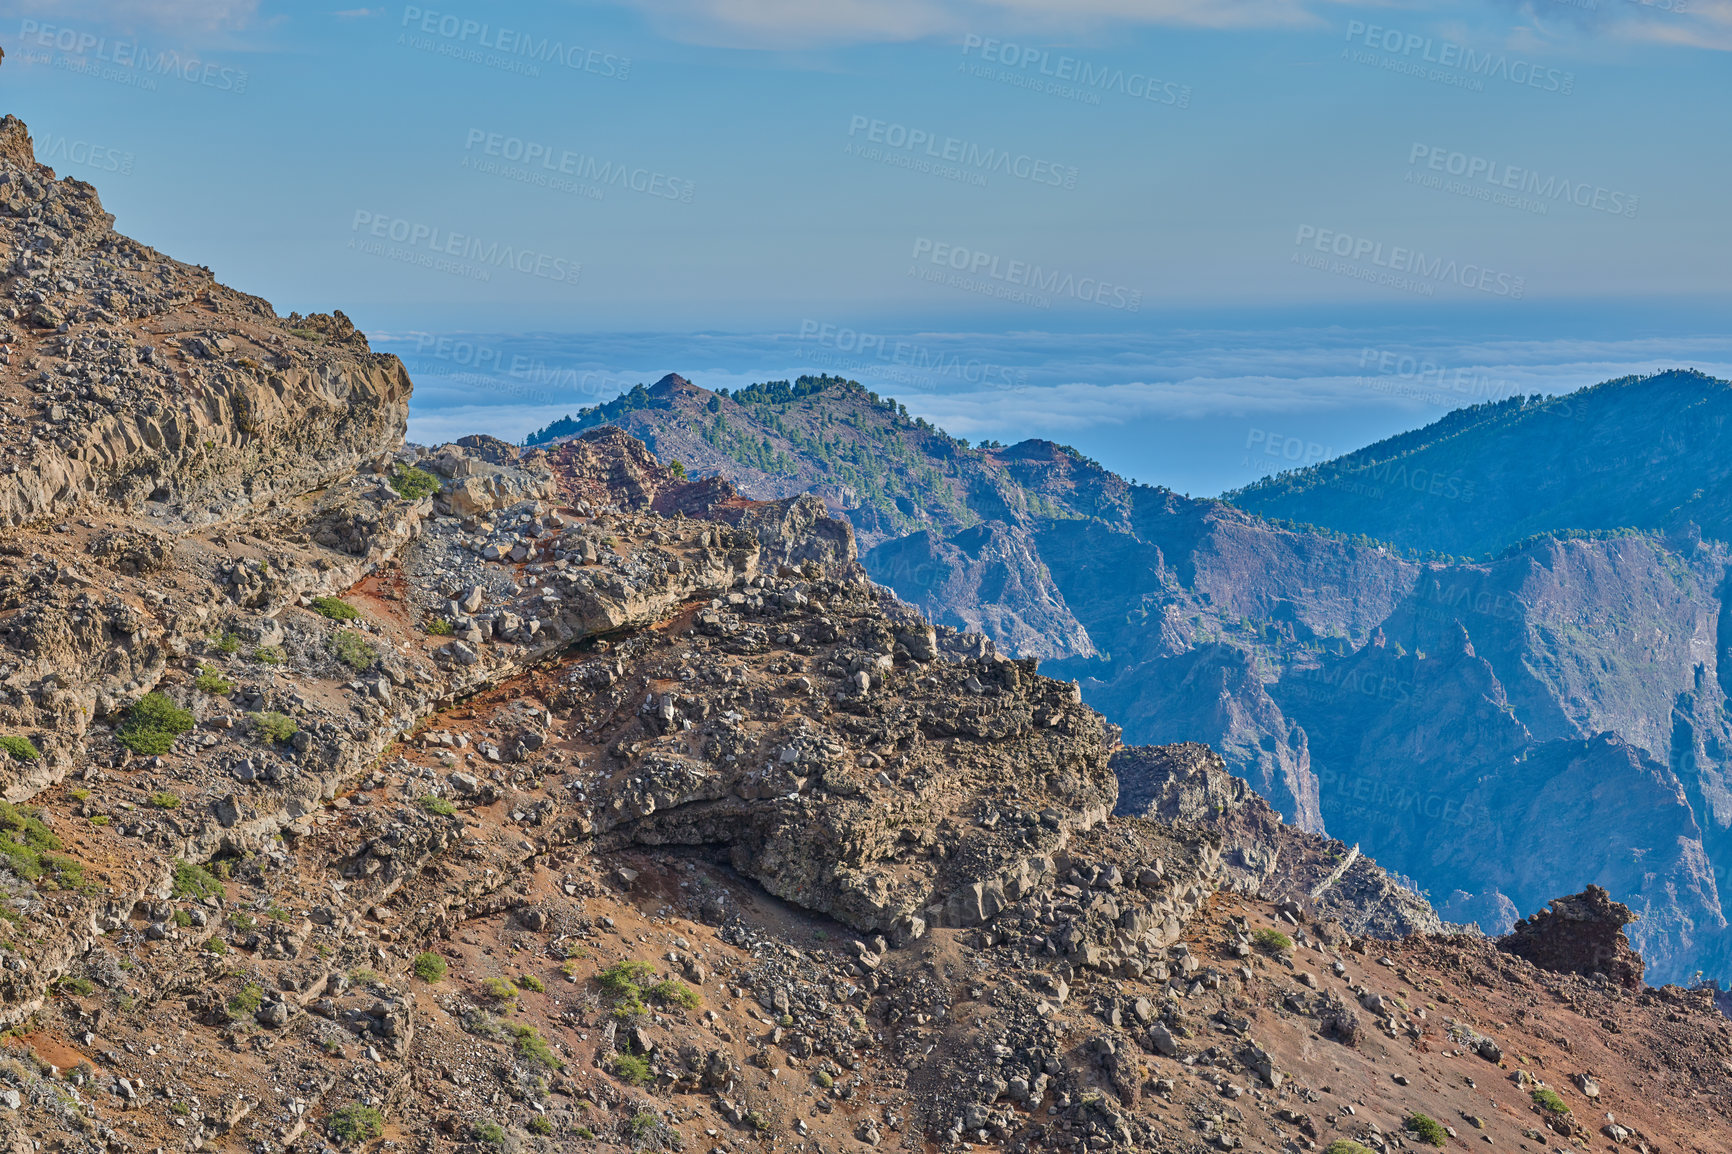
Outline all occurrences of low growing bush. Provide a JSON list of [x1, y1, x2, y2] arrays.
[[0, 736, 39, 762], [116, 693, 195, 756], [309, 596, 359, 622], [249, 712, 298, 744], [1406, 1114, 1448, 1148], [389, 463, 441, 500]]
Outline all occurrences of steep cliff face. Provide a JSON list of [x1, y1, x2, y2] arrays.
[[865, 521, 1097, 661], [0, 115, 410, 530]]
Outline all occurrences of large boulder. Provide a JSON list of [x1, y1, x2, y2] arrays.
[[1498, 884, 1645, 989]]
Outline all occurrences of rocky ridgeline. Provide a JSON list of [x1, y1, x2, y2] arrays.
[[0, 116, 409, 531], [0, 114, 1729, 1154]]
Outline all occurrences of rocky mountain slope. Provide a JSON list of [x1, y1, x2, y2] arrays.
[[5, 112, 1731, 1154], [537, 374, 1732, 987], [1223, 371, 1732, 559]]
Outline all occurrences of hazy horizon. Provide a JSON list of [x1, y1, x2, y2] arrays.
[[8, 0, 1731, 492]]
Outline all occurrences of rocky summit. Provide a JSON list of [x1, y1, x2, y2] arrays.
[[1, 115, 1731, 1154]]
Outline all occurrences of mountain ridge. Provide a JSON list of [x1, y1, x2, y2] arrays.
[[539, 369, 1732, 986], [4, 112, 1732, 1153]]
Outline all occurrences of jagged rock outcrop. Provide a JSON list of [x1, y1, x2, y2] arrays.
[[1499, 884, 1646, 989], [0, 115, 410, 530], [565, 370, 1732, 986]]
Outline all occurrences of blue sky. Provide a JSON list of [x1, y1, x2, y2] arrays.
[[6, 0, 1730, 491]]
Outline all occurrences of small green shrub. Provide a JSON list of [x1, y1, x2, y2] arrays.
[[474, 1121, 506, 1145], [252, 645, 285, 666], [1406, 1114, 1448, 1147], [419, 794, 456, 817], [249, 712, 298, 744], [598, 960, 657, 1019], [212, 632, 242, 655], [228, 984, 264, 1014], [630, 1111, 660, 1138], [575, 1127, 596, 1140], [508, 1023, 563, 1070], [1532, 1088, 1569, 1115], [528, 1115, 554, 1136], [172, 861, 222, 900], [412, 952, 447, 982], [228, 911, 256, 930], [1252, 928, 1293, 954], [0, 801, 64, 885], [194, 667, 232, 695], [329, 1102, 385, 1146], [1324, 1143, 1376, 1154], [650, 978, 701, 1011], [612, 1053, 652, 1086], [518, 973, 546, 994], [310, 596, 359, 621], [54, 976, 96, 996], [389, 463, 441, 500], [69, 788, 90, 802], [116, 692, 195, 756], [350, 968, 381, 985], [0, 736, 39, 762], [814, 1069, 834, 1089], [669, 459, 687, 479], [331, 630, 378, 671], [149, 792, 181, 810], [172, 909, 192, 927], [426, 616, 454, 636], [203, 937, 228, 955], [598, 961, 656, 993], [170, 1099, 191, 1116], [480, 977, 519, 1005], [89, 814, 111, 826]]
